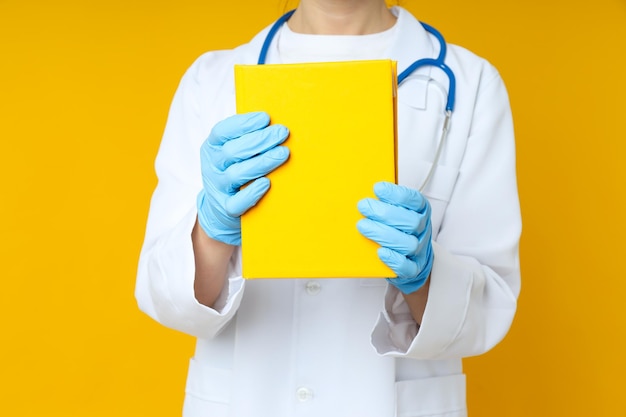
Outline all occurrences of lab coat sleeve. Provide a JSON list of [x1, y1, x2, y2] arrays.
[[371, 67, 521, 359], [135, 53, 246, 339]]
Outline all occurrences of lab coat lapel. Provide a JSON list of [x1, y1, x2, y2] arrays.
[[237, 24, 273, 65], [388, 7, 437, 110], [388, 7, 435, 76], [227, 24, 275, 98]]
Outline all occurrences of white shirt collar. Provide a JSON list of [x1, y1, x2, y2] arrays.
[[275, 17, 397, 64]]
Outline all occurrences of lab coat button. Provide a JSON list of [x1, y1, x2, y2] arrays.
[[296, 387, 314, 402], [305, 281, 321, 295]]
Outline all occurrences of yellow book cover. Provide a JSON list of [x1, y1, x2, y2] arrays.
[[235, 60, 397, 279]]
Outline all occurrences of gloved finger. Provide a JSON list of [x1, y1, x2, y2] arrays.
[[373, 182, 430, 215], [225, 146, 290, 192], [377, 247, 419, 279], [357, 218, 421, 257], [208, 112, 271, 146], [357, 198, 428, 236], [225, 177, 271, 217], [217, 124, 289, 170]]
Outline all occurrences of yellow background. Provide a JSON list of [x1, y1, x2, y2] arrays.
[[0, 0, 624, 415]]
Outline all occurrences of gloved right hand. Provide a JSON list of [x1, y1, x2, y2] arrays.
[[197, 111, 290, 246]]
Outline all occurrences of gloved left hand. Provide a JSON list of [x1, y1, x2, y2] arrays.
[[357, 182, 434, 294]]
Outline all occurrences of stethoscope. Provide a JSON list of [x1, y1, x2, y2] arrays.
[[258, 10, 456, 191]]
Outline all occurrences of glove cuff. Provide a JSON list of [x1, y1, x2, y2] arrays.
[[197, 191, 241, 246], [386, 244, 434, 295]]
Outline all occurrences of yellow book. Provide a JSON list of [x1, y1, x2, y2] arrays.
[[235, 60, 397, 279]]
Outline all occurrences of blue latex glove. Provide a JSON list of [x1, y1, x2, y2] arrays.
[[357, 182, 434, 294], [197, 112, 290, 245]]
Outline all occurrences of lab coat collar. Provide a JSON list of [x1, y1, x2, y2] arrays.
[[387, 6, 435, 78]]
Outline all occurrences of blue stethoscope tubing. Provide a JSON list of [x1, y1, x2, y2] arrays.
[[257, 9, 456, 191]]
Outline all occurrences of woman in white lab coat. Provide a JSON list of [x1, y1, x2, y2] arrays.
[[136, 1, 521, 416]]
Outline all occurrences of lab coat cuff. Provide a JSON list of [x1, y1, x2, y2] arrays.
[[147, 207, 246, 338], [211, 274, 245, 314], [371, 242, 474, 359]]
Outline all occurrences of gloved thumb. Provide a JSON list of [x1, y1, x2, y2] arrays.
[[225, 177, 271, 217]]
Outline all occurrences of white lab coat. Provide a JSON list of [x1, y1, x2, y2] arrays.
[[136, 7, 521, 417]]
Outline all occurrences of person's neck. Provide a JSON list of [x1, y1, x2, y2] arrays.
[[287, 0, 396, 35]]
